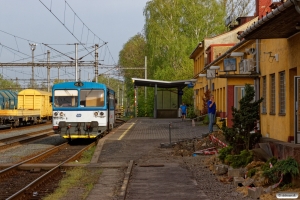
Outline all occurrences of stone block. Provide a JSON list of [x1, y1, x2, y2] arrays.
[[214, 164, 228, 175], [233, 177, 244, 187], [248, 187, 262, 199], [228, 167, 243, 177], [242, 177, 254, 186]]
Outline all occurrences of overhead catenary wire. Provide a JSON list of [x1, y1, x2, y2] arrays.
[[0, 1, 118, 84], [38, 0, 110, 61]]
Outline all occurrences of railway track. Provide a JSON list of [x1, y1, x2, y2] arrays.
[[0, 118, 127, 199], [0, 141, 95, 199]]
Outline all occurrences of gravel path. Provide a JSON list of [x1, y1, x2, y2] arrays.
[[0, 124, 53, 139]]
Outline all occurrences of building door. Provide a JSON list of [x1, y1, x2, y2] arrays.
[[294, 76, 300, 144]]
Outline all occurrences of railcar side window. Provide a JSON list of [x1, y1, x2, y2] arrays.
[[80, 89, 104, 107], [54, 90, 78, 107]]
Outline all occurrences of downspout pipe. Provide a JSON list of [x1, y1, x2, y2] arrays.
[[255, 39, 260, 101]]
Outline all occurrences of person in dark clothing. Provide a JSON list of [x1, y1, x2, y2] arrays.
[[207, 95, 216, 133], [180, 103, 187, 120]]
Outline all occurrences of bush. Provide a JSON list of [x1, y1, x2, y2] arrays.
[[247, 168, 257, 177], [262, 157, 299, 186], [225, 150, 253, 168], [218, 146, 233, 162]]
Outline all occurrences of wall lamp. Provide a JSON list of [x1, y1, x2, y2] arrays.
[[230, 52, 244, 57], [264, 52, 279, 62], [209, 66, 220, 70]]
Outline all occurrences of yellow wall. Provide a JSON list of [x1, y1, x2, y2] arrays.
[[259, 38, 295, 142]]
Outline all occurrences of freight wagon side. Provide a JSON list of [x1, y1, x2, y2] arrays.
[[18, 89, 52, 120]]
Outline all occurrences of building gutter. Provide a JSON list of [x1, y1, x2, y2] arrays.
[[237, 0, 296, 40]]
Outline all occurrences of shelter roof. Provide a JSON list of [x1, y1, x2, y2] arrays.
[[132, 78, 197, 89]]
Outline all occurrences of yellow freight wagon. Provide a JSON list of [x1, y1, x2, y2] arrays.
[[0, 89, 52, 127], [18, 89, 52, 118]]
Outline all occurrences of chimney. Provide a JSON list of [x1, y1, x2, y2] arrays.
[[255, 0, 272, 18]]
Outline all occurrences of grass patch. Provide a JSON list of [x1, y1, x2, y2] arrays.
[[43, 144, 100, 200], [43, 167, 102, 200], [78, 145, 96, 164]]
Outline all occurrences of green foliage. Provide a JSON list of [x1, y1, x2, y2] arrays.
[[249, 132, 262, 149], [203, 114, 209, 125], [262, 157, 299, 185], [187, 105, 197, 119], [225, 150, 253, 168], [0, 75, 22, 91], [202, 89, 211, 115], [222, 84, 263, 153], [247, 168, 257, 178], [144, 0, 226, 101], [261, 157, 278, 171], [218, 146, 233, 162]]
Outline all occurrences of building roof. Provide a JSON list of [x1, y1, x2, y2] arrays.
[[132, 78, 197, 89], [238, 0, 300, 40]]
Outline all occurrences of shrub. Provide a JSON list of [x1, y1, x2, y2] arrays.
[[218, 146, 233, 162], [225, 150, 253, 168], [247, 168, 257, 177], [262, 157, 299, 186]]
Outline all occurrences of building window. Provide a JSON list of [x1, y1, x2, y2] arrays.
[[279, 71, 286, 115], [270, 74, 275, 115], [262, 76, 267, 114]]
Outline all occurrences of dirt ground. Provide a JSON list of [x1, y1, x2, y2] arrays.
[[172, 131, 300, 200], [50, 130, 300, 200]]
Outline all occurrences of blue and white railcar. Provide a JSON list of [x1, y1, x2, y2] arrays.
[[52, 81, 116, 140]]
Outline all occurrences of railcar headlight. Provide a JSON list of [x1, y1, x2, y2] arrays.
[[54, 112, 58, 116], [100, 112, 104, 116], [60, 112, 64, 116], [94, 112, 98, 116]]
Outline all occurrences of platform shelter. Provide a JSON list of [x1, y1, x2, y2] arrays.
[[132, 78, 196, 118]]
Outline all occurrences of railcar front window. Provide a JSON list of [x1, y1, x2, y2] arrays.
[[54, 90, 78, 107], [80, 89, 104, 107]]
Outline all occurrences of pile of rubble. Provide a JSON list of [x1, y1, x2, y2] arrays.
[[173, 130, 227, 156], [173, 131, 300, 199]]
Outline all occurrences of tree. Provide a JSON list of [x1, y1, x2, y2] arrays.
[[143, 0, 227, 107], [221, 0, 255, 27], [144, 0, 227, 80], [0, 75, 21, 91], [118, 33, 149, 115], [222, 84, 263, 153], [202, 89, 211, 115]]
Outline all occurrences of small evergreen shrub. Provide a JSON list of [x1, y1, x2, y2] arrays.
[[262, 157, 299, 186], [225, 150, 253, 168], [218, 146, 233, 162], [247, 168, 257, 177]]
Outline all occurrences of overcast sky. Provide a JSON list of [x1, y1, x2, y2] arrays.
[[0, 0, 149, 85]]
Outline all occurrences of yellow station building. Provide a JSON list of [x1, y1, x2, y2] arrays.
[[191, 0, 300, 144]]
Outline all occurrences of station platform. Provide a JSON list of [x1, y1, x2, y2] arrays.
[[86, 117, 215, 200]]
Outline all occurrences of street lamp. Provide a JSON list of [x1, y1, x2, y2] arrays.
[[29, 43, 36, 88]]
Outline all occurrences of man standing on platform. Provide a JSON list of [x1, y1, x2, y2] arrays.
[[207, 95, 216, 133]]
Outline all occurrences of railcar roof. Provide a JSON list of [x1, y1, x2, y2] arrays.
[[19, 89, 51, 96], [52, 81, 111, 90]]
